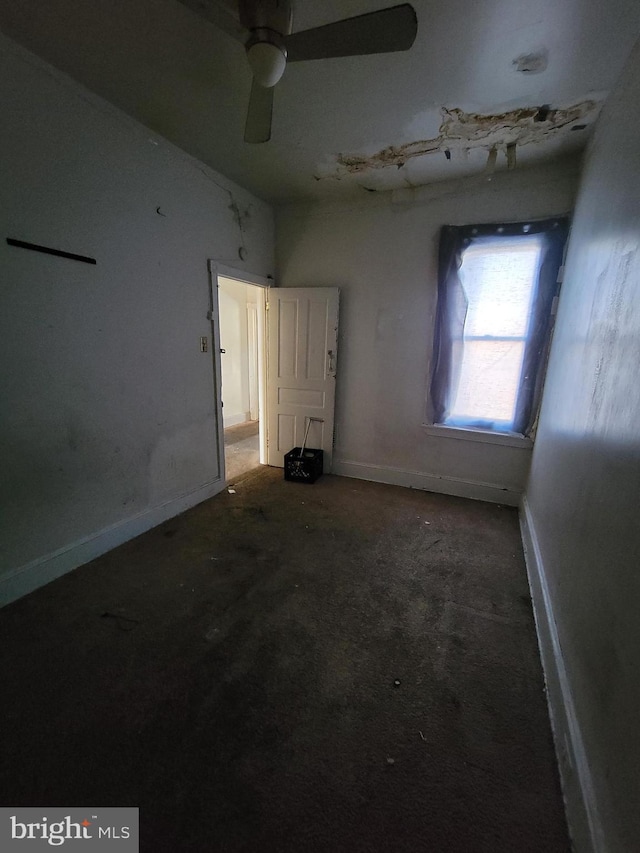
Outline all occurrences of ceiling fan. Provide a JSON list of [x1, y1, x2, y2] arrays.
[[177, 0, 418, 143]]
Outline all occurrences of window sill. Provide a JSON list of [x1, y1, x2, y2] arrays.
[[422, 424, 533, 449]]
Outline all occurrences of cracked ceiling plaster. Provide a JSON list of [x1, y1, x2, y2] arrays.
[[317, 97, 603, 191]]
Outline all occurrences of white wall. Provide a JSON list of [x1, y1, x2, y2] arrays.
[[523, 39, 640, 853], [218, 277, 254, 427], [276, 159, 579, 503], [0, 35, 274, 604]]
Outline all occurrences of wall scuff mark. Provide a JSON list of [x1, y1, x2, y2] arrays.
[[513, 49, 548, 74], [320, 99, 601, 180]]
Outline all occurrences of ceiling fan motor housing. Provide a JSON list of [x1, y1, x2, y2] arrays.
[[239, 0, 293, 36]]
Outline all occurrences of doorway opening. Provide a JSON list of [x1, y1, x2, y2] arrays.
[[217, 275, 267, 483]]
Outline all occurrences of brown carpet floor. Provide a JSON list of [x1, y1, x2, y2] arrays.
[[0, 468, 569, 852]]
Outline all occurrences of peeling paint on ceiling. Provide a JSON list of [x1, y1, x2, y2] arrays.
[[319, 98, 602, 181]]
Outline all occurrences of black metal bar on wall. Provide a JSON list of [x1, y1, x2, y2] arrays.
[[6, 238, 97, 265]]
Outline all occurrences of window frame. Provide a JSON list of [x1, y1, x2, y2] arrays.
[[427, 217, 569, 441]]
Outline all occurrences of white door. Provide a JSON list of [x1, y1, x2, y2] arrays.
[[267, 287, 339, 471]]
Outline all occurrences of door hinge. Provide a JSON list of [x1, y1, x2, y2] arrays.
[[265, 301, 269, 310]]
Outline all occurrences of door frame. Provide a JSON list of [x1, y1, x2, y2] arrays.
[[208, 261, 270, 483], [247, 302, 259, 421]]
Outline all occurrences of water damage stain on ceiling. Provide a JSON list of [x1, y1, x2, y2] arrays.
[[317, 98, 602, 184]]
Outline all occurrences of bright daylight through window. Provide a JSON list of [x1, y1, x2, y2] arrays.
[[429, 219, 568, 437], [449, 236, 541, 428]]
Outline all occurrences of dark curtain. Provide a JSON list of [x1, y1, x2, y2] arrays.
[[429, 226, 468, 425], [514, 220, 569, 434], [429, 217, 569, 436]]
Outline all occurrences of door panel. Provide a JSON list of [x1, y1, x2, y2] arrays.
[[267, 287, 339, 470]]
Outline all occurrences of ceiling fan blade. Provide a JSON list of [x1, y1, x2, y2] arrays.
[[244, 79, 274, 143], [285, 4, 417, 62], [176, 0, 249, 44]]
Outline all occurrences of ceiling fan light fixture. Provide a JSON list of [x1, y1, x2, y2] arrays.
[[246, 41, 287, 88]]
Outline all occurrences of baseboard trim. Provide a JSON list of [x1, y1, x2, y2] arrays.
[[0, 477, 227, 608], [223, 412, 252, 429], [520, 496, 605, 853], [332, 459, 521, 505]]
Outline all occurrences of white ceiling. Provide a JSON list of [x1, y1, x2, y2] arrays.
[[1, 0, 639, 203]]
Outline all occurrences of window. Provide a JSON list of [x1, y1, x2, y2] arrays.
[[429, 218, 568, 437]]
